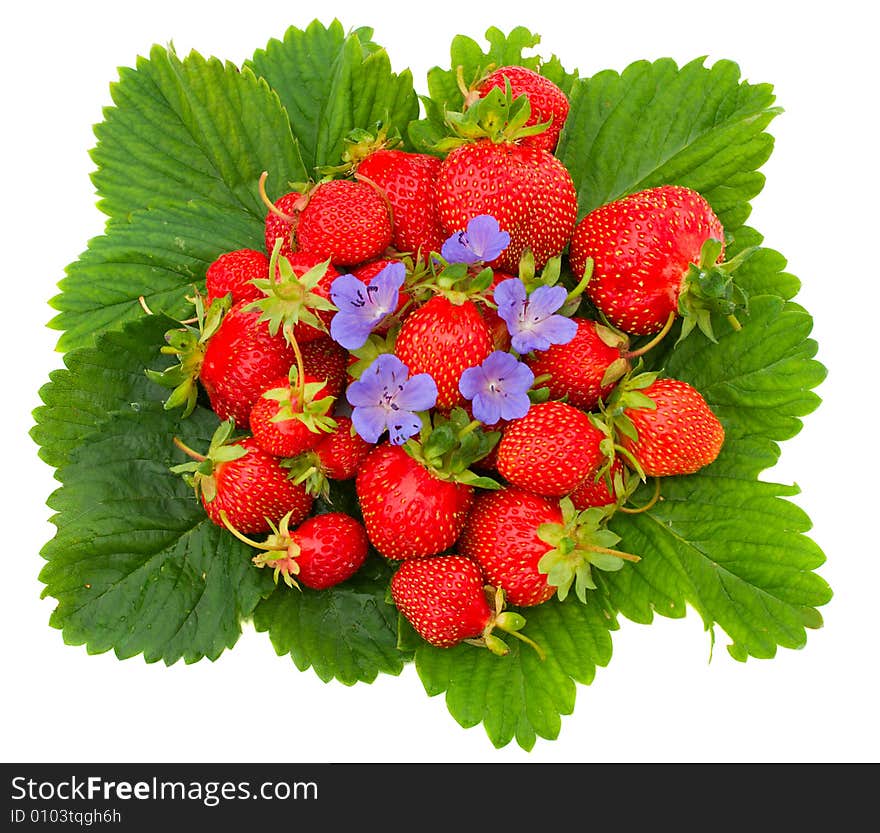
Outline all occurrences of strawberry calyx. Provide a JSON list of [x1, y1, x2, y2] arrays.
[[263, 364, 337, 435], [170, 419, 247, 504], [536, 497, 641, 603], [246, 238, 337, 342], [464, 585, 545, 659], [145, 290, 230, 417], [677, 238, 754, 344], [403, 407, 501, 489], [282, 451, 329, 500], [321, 123, 405, 176], [219, 508, 303, 589], [435, 78, 553, 151]]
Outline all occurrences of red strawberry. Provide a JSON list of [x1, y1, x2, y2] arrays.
[[390, 554, 543, 656], [300, 335, 349, 399], [525, 318, 629, 410], [355, 443, 474, 560], [495, 401, 605, 497], [474, 65, 569, 153], [436, 138, 577, 273], [394, 296, 493, 412], [248, 373, 335, 459], [312, 416, 374, 481], [617, 377, 725, 477], [355, 149, 445, 261], [459, 487, 640, 606], [568, 185, 744, 338], [295, 179, 392, 266], [264, 190, 302, 260], [199, 299, 296, 427], [569, 456, 626, 510], [246, 511, 369, 590], [172, 424, 313, 535], [205, 248, 269, 306], [458, 487, 561, 607]]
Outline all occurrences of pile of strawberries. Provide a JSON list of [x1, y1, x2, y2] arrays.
[[151, 66, 745, 657]]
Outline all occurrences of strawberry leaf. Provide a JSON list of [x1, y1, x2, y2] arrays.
[[246, 20, 419, 172], [253, 556, 408, 685], [558, 57, 781, 232], [91, 46, 306, 222], [414, 590, 615, 750]]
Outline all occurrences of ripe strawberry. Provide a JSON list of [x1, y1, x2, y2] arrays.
[[300, 335, 349, 399], [205, 248, 269, 306], [355, 442, 474, 560], [525, 318, 629, 410], [569, 457, 626, 510], [355, 149, 446, 261], [390, 554, 543, 656], [264, 190, 302, 260], [248, 372, 335, 459], [172, 424, 313, 535], [495, 401, 605, 497], [394, 295, 493, 412], [568, 185, 745, 338], [617, 377, 725, 477], [295, 179, 392, 266], [458, 487, 561, 606], [459, 487, 640, 606], [436, 138, 577, 273], [312, 416, 374, 481], [474, 65, 569, 153], [199, 299, 296, 427], [246, 511, 369, 590]]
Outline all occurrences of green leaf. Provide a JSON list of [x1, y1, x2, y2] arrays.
[[47, 202, 260, 352], [604, 474, 831, 661], [415, 591, 615, 750], [557, 57, 781, 231], [253, 557, 408, 685], [91, 45, 306, 222], [39, 402, 273, 664], [247, 20, 419, 172]]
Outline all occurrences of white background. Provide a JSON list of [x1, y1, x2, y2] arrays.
[[3, 0, 878, 764]]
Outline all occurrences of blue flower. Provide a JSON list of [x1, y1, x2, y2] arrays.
[[329, 262, 406, 350], [346, 354, 438, 445], [459, 350, 535, 426], [440, 214, 511, 265], [493, 277, 578, 354]]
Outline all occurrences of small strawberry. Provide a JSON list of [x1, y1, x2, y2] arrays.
[[300, 335, 349, 399], [248, 370, 336, 459], [458, 487, 640, 606], [568, 185, 749, 339], [495, 400, 605, 497], [264, 188, 302, 260], [394, 295, 493, 412], [223, 509, 368, 590], [199, 299, 297, 427], [610, 375, 725, 477], [295, 178, 393, 266], [205, 248, 269, 306], [355, 148, 446, 261], [473, 65, 569, 153], [390, 554, 543, 657], [171, 421, 313, 535]]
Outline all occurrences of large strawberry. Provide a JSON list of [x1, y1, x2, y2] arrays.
[[390, 554, 543, 657], [355, 148, 445, 261], [394, 295, 493, 412], [171, 421, 313, 535], [495, 400, 605, 497], [568, 185, 749, 339], [611, 375, 725, 477], [473, 65, 569, 153], [199, 299, 297, 427], [458, 487, 640, 606], [229, 510, 369, 591]]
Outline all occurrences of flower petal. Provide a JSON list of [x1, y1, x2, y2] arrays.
[[493, 277, 527, 321], [471, 391, 502, 426], [441, 231, 481, 264], [330, 311, 374, 350], [371, 261, 407, 309], [498, 391, 532, 422], [386, 411, 423, 445], [458, 364, 488, 401], [395, 372, 439, 412], [351, 405, 390, 444], [465, 215, 510, 262], [329, 273, 370, 309], [526, 284, 569, 319]]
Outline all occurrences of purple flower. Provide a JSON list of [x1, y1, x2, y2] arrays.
[[459, 351, 534, 426], [346, 354, 438, 445], [441, 214, 511, 265], [329, 262, 406, 350], [494, 277, 578, 354]]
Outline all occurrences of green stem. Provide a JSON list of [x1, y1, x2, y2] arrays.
[[626, 312, 676, 359], [172, 436, 205, 462], [566, 258, 593, 303]]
